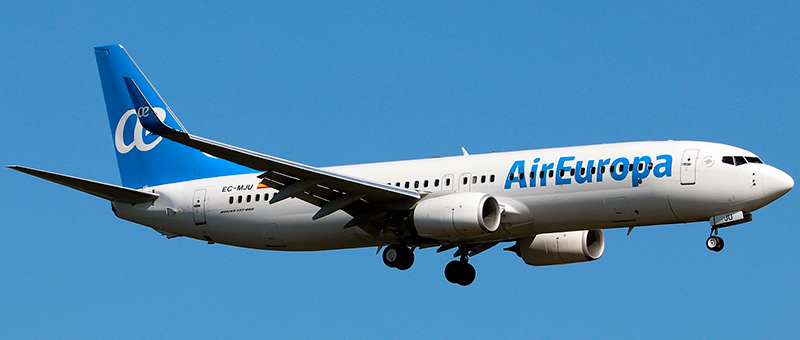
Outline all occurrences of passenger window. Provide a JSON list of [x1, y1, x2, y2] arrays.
[[591, 167, 596, 175], [264, 193, 270, 201], [255, 194, 260, 202], [619, 164, 624, 173], [405, 182, 410, 188], [395, 182, 400, 187], [735, 156, 747, 166], [648, 163, 653, 170], [629, 164, 633, 172], [580, 168, 585, 176], [560, 169, 565, 177], [722, 156, 734, 165], [600, 166, 606, 174], [229, 197, 234, 204], [435, 179, 440, 187], [424, 180, 429, 188], [446, 178, 451, 186], [570, 168, 575, 176], [490, 175, 495, 182], [746, 157, 763, 164], [549, 170, 554, 178], [237, 196, 242, 204], [473, 176, 478, 184], [414, 181, 419, 188], [463, 177, 468, 185], [247, 195, 251, 203], [540, 171, 545, 179], [508, 173, 514, 181], [481, 175, 486, 183], [638, 163, 644, 171]]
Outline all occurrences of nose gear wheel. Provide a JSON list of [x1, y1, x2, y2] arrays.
[[706, 227, 724, 252]]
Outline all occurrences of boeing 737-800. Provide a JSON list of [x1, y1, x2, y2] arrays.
[[8, 45, 794, 286]]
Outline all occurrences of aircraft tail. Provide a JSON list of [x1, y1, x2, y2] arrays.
[[94, 45, 251, 188]]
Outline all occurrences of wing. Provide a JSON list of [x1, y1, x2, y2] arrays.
[[7, 165, 159, 204], [124, 77, 420, 236]]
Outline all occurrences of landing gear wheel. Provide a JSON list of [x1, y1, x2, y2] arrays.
[[383, 244, 401, 268], [706, 236, 724, 252], [444, 261, 462, 284], [395, 247, 415, 271], [383, 245, 415, 270], [444, 260, 476, 286], [706, 236, 718, 250], [458, 263, 476, 286]]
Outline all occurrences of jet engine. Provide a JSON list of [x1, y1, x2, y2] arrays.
[[412, 192, 501, 239], [516, 230, 605, 266]]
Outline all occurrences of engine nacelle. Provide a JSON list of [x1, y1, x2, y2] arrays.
[[413, 192, 501, 239], [518, 230, 605, 266]]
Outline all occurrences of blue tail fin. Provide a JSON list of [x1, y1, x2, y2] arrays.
[[94, 44, 252, 188]]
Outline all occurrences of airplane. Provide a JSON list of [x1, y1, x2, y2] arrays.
[[8, 44, 794, 286]]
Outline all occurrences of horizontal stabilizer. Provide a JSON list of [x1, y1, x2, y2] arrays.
[[7, 166, 159, 204]]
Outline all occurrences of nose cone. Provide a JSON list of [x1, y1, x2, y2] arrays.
[[763, 166, 794, 201]]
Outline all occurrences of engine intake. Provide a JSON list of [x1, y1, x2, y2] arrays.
[[413, 192, 501, 240], [517, 230, 605, 266]]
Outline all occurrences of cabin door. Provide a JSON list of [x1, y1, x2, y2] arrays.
[[680, 149, 699, 185], [192, 189, 207, 225]]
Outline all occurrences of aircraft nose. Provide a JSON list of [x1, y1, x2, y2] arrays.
[[762, 166, 793, 201]]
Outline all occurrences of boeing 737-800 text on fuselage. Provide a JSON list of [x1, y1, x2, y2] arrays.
[[8, 45, 793, 286]]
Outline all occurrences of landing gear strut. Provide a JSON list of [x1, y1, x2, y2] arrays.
[[706, 227, 724, 252], [383, 244, 414, 270], [444, 247, 476, 286]]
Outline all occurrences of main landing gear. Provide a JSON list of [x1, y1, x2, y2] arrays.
[[706, 227, 724, 252], [383, 244, 415, 270], [382, 244, 478, 286], [444, 247, 475, 286]]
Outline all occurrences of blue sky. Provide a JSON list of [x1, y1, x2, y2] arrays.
[[1, 1, 798, 338]]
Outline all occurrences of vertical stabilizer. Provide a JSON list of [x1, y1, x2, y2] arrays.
[[94, 45, 251, 188]]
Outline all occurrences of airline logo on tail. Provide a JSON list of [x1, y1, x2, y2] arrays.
[[114, 107, 167, 154]]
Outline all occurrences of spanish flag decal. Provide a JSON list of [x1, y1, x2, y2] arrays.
[[257, 183, 270, 189]]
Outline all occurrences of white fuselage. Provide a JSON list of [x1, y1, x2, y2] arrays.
[[112, 141, 792, 251]]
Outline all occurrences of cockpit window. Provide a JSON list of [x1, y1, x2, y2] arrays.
[[722, 155, 764, 166], [722, 156, 734, 165]]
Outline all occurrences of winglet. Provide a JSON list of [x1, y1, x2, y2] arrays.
[[123, 77, 183, 136]]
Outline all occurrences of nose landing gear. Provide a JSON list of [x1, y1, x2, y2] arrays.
[[706, 211, 752, 252], [706, 228, 724, 252]]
